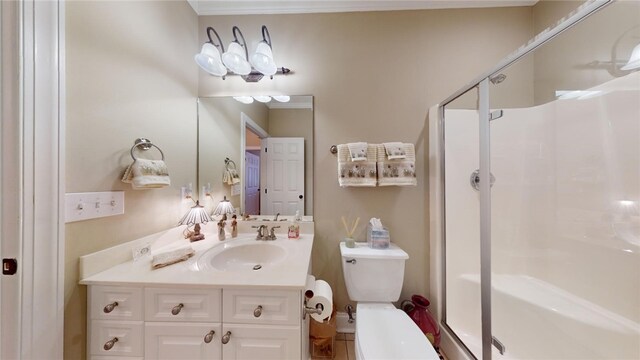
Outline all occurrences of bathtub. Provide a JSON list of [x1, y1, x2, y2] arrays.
[[447, 274, 640, 359]]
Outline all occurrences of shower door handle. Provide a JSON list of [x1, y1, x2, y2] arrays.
[[492, 336, 505, 355]]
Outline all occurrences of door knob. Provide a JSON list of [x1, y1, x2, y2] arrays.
[[171, 303, 184, 315], [103, 301, 118, 313], [221, 331, 232, 344], [299, 195, 303, 199], [204, 330, 215, 344]]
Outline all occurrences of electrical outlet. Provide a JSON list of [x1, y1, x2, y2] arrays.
[[181, 183, 193, 200], [65, 191, 125, 223], [231, 184, 241, 196]]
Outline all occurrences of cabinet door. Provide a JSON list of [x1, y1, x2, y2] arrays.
[[221, 324, 300, 360], [145, 322, 222, 360]]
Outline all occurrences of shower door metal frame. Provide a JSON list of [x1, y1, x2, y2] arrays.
[[436, 1, 613, 359]]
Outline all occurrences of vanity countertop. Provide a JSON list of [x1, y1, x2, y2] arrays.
[[79, 223, 314, 290]]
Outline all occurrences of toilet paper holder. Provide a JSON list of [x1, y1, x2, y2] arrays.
[[303, 301, 324, 320]]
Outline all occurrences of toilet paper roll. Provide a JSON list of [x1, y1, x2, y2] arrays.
[[307, 279, 333, 322], [305, 275, 316, 299]]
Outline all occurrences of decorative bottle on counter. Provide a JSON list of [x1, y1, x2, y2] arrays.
[[288, 211, 300, 239]]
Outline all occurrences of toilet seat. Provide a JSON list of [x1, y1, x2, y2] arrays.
[[355, 303, 440, 360]]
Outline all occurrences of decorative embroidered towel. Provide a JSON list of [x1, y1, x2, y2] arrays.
[[346, 142, 369, 161], [121, 159, 171, 189], [337, 144, 377, 187], [151, 246, 195, 269], [376, 143, 417, 186], [382, 142, 407, 159]]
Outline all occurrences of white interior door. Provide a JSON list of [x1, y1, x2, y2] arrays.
[[244, 151, 260, 215], [260, 138, 304, 215]]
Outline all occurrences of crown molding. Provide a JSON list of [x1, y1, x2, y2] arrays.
[[189, 1, 538, 16]]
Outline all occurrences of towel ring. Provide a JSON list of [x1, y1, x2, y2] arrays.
[[130, 138, 165, 161], [224, 157, 237, 170]]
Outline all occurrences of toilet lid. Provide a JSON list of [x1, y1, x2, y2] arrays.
[[356, 304, 440, 360]]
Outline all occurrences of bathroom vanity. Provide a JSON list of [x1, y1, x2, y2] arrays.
[[80, 222, 314, 360]]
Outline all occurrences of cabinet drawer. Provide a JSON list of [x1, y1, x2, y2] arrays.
[[145, 288, 221, 322], [145, 322, 222, 359], [223, 289, 300, 325], [90, 320, 143, 357], [91, 357, 142, 360], [221, 323, 301, 360], [90, 285, 143, 321]]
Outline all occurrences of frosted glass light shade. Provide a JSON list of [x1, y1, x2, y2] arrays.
[[194, 43, 227, 77], [250, 42, 277, 76], [222, 42, 251, 75], [272, 95, 290, 102], [234, 96, 254, 104], [621, 43, 640, 71], [253, 95, 271, 103]]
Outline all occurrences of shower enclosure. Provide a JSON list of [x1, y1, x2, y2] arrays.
[[429, 1, 640, 359]]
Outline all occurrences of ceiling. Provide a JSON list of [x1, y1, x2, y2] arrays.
[[188, 0, 539, 16]]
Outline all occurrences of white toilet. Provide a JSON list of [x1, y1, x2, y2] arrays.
[[340, 242, 440, 360]]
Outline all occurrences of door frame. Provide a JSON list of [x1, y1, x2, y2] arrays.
[[1, 0, 65, 358], [240, 112, 268, 216]]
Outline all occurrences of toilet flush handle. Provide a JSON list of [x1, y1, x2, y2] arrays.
[[345, 259, 356, 264]]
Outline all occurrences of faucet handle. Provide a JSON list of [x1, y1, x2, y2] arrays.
[[268, 226, 280, 240]]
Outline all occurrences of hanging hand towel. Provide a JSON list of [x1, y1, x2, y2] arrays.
[[151, 245, 195, 269], [382, 142, 407, 159], [347, 142, 369, 161], [376, 143, 417, 186], [337, 144, 377, 187], [121, 159, 171, 189]]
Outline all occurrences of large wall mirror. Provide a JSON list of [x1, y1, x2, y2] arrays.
[[198, 96, 313, 218]]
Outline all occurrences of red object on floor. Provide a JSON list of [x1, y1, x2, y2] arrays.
[[402, 295, 441, 347]]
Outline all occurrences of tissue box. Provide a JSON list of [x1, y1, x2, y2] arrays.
[[367, 225, 390, 249]]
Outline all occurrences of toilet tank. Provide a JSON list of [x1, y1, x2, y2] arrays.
[[339, 242, 409, 302]]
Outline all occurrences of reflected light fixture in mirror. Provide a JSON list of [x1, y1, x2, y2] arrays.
[[233, 96, 254, 104], [178, 200, 212, 242], [253, 95, 271, 103], [272, 95, 290, 102], [233, 95, 291, 104], [213, 196, 235, 218], [196, 25, 292, 82], [621, 43, 640, 70]]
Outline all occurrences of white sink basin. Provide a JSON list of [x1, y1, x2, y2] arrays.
[[196, 240, 287, 272]]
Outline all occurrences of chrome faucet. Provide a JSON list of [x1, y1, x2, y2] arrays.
[[266, 226, 280, 240], [252, 225, 268, 240], [273, 213, 280, 221]]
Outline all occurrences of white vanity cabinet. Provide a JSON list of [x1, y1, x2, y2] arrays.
[[87, 285, 304, 360]]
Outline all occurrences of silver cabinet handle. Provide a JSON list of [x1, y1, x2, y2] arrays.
[[346, 259, 356, 264], [253, 305, 263, 318], [171, 303, 184, 315], [204, 330, 215, 344], [103, 302, 118, 313], [221, 331, 232, 344], [103, 337, 118, 351]]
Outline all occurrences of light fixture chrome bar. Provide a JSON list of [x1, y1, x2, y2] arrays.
[[479, 78, 492, 360]]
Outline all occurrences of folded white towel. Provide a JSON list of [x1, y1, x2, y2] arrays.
[[122, 159, 171, 189], [383, 142, 406, 159], [376, 143, 417, 186], [337, 144, 377, 187], [347, 142, 369, 161], [151, 245, 195, 269]]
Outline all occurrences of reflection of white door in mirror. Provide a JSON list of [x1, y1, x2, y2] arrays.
[[260, 137, 304, 215], [244, 151, 260, 215]]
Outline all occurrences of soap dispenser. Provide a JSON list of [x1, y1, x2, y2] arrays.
[[288, 211, 300, 239]]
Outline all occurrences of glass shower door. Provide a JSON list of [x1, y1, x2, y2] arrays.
[[442, 87, 482, 358]]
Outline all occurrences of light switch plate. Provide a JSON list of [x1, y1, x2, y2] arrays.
[[65, 191, 125, 223], [231, 184, 241, 196]]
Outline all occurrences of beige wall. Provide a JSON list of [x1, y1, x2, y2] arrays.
[[64, 1, 198, 359], [198, 97, 269, 211], [268, 108, 314, 215], [199, 8, 534, 311]]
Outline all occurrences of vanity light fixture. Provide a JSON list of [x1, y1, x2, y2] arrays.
[[196, 25, 292, 82], [213, 196, 235, 218], [233, 96, 254, 104], [253, 95, 272, 103], [272, 95, 290, 102], [178, 200, 212, 242]]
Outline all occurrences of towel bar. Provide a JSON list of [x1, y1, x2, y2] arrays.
[[130, 138, 165, 161], [224, 157, 237, 170]]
